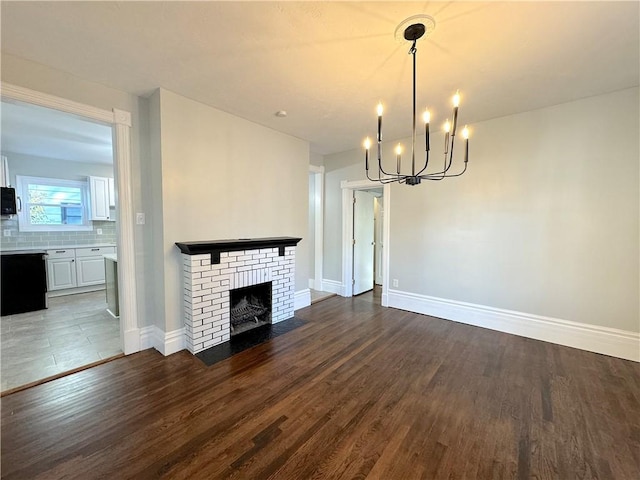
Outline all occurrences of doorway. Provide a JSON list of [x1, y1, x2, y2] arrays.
[[1, 83, 139, 377], [0, 99, 123, 392], [352, 189, 377, 295], [309, 165, 325, 294], [341, 180, 390, 305]]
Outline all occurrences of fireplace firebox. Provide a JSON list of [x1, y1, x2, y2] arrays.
[[230, 282, 272, 335]]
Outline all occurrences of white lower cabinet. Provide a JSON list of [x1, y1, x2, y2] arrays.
[[46, 246, 115, 292], [76, 248, 110, 287], [47, 250, 76, 291]]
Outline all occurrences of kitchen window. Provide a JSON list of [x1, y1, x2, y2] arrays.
[[16, 175, 92, 232]]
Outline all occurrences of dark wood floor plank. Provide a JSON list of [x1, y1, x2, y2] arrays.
[[2, 290, 639, 479]]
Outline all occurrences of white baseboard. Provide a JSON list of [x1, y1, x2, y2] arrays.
[[47, 285, 104, 298], [387, 289, 640, 362], [162, 327, 186, 355], [322, 279, 345, 296], [139, 325, 185, 356], [295, 288, 311, 311], [139, 326, 155, 350], [138, 290, 311, 357]]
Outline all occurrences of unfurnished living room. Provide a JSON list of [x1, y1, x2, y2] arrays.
[[0, 2, 638, 479]]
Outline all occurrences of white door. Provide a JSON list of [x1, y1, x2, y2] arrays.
[[353, 190, 375, 295], [374, 198, 384, 285]]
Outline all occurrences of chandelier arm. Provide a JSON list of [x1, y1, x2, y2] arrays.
[[366, 169, 380, 182], [415, 150, 430, 176], [418, 140, 457, 179], [378, 175, 405, 184], [421, 158, 467, 180], [377, 155, 401, 178], [370, 159, 405, 183], [422, 161, 467, 180], [441, 139, 456, 175]]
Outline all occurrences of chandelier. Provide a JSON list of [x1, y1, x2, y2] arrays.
[[363, 16, 470, 186]]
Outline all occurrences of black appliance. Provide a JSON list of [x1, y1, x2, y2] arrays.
[[1, 251, 48, 316], [1, 187, 17, 215]]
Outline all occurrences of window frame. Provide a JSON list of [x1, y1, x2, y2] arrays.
[[16, 175, 93, 232]]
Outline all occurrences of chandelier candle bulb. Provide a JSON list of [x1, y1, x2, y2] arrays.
[[376, 103, 383, 142], [396, 144, 402, 174], [444, 120, 451, 155], [462, 126, 469, 163], [451, 91, 460, 136], [423, 110, 431, 151], [364, 137, 371, 170]]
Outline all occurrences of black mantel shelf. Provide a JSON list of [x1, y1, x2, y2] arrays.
[[176, 237, 302, 264]]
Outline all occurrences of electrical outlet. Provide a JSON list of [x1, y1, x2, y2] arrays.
[[3, 229, 10, 237], [136, 212, 146, 225], [96, 228, 103, 235], [392, 279, 399, 287]]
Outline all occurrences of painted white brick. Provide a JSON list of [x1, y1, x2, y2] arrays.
[[182, 243, 297, 354], [193, 312, 213, 322], [192, 300, 212, 310]]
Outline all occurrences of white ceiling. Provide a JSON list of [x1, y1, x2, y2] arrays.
[[1, 1, 638, 156], [1, 100, 114, 164]]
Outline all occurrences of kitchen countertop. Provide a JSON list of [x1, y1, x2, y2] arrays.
[[0, 243, 116, 253], [0, 249, 47, 256], [103, 253, 117, 262]]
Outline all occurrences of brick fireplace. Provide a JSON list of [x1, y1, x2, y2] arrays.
[[176, 237, 302, 354]]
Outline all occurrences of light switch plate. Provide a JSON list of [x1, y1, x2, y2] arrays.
[[136, 213, 146, 225]]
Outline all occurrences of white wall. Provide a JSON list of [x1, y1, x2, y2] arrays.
[[310, 151, 324, 167], [3, 152, 114, 183], [323, 88, 639, 336], [152, 88, 309, 333], [308, 172, 315, 283]]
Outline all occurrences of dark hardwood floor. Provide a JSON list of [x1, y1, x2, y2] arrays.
[[2, 290, 639, 479]]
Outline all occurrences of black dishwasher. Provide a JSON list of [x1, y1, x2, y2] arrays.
[[1, 251, 48, 316]]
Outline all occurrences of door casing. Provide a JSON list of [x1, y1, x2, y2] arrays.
[[340, 179, 390, 306]]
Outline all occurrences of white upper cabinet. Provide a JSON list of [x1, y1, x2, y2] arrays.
[[89, 176, 113, 221]]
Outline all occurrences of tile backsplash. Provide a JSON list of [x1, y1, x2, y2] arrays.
[[0, 217, 116, 249]]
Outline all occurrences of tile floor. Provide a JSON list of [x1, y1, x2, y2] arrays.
[[1, 290, 122, 392]]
